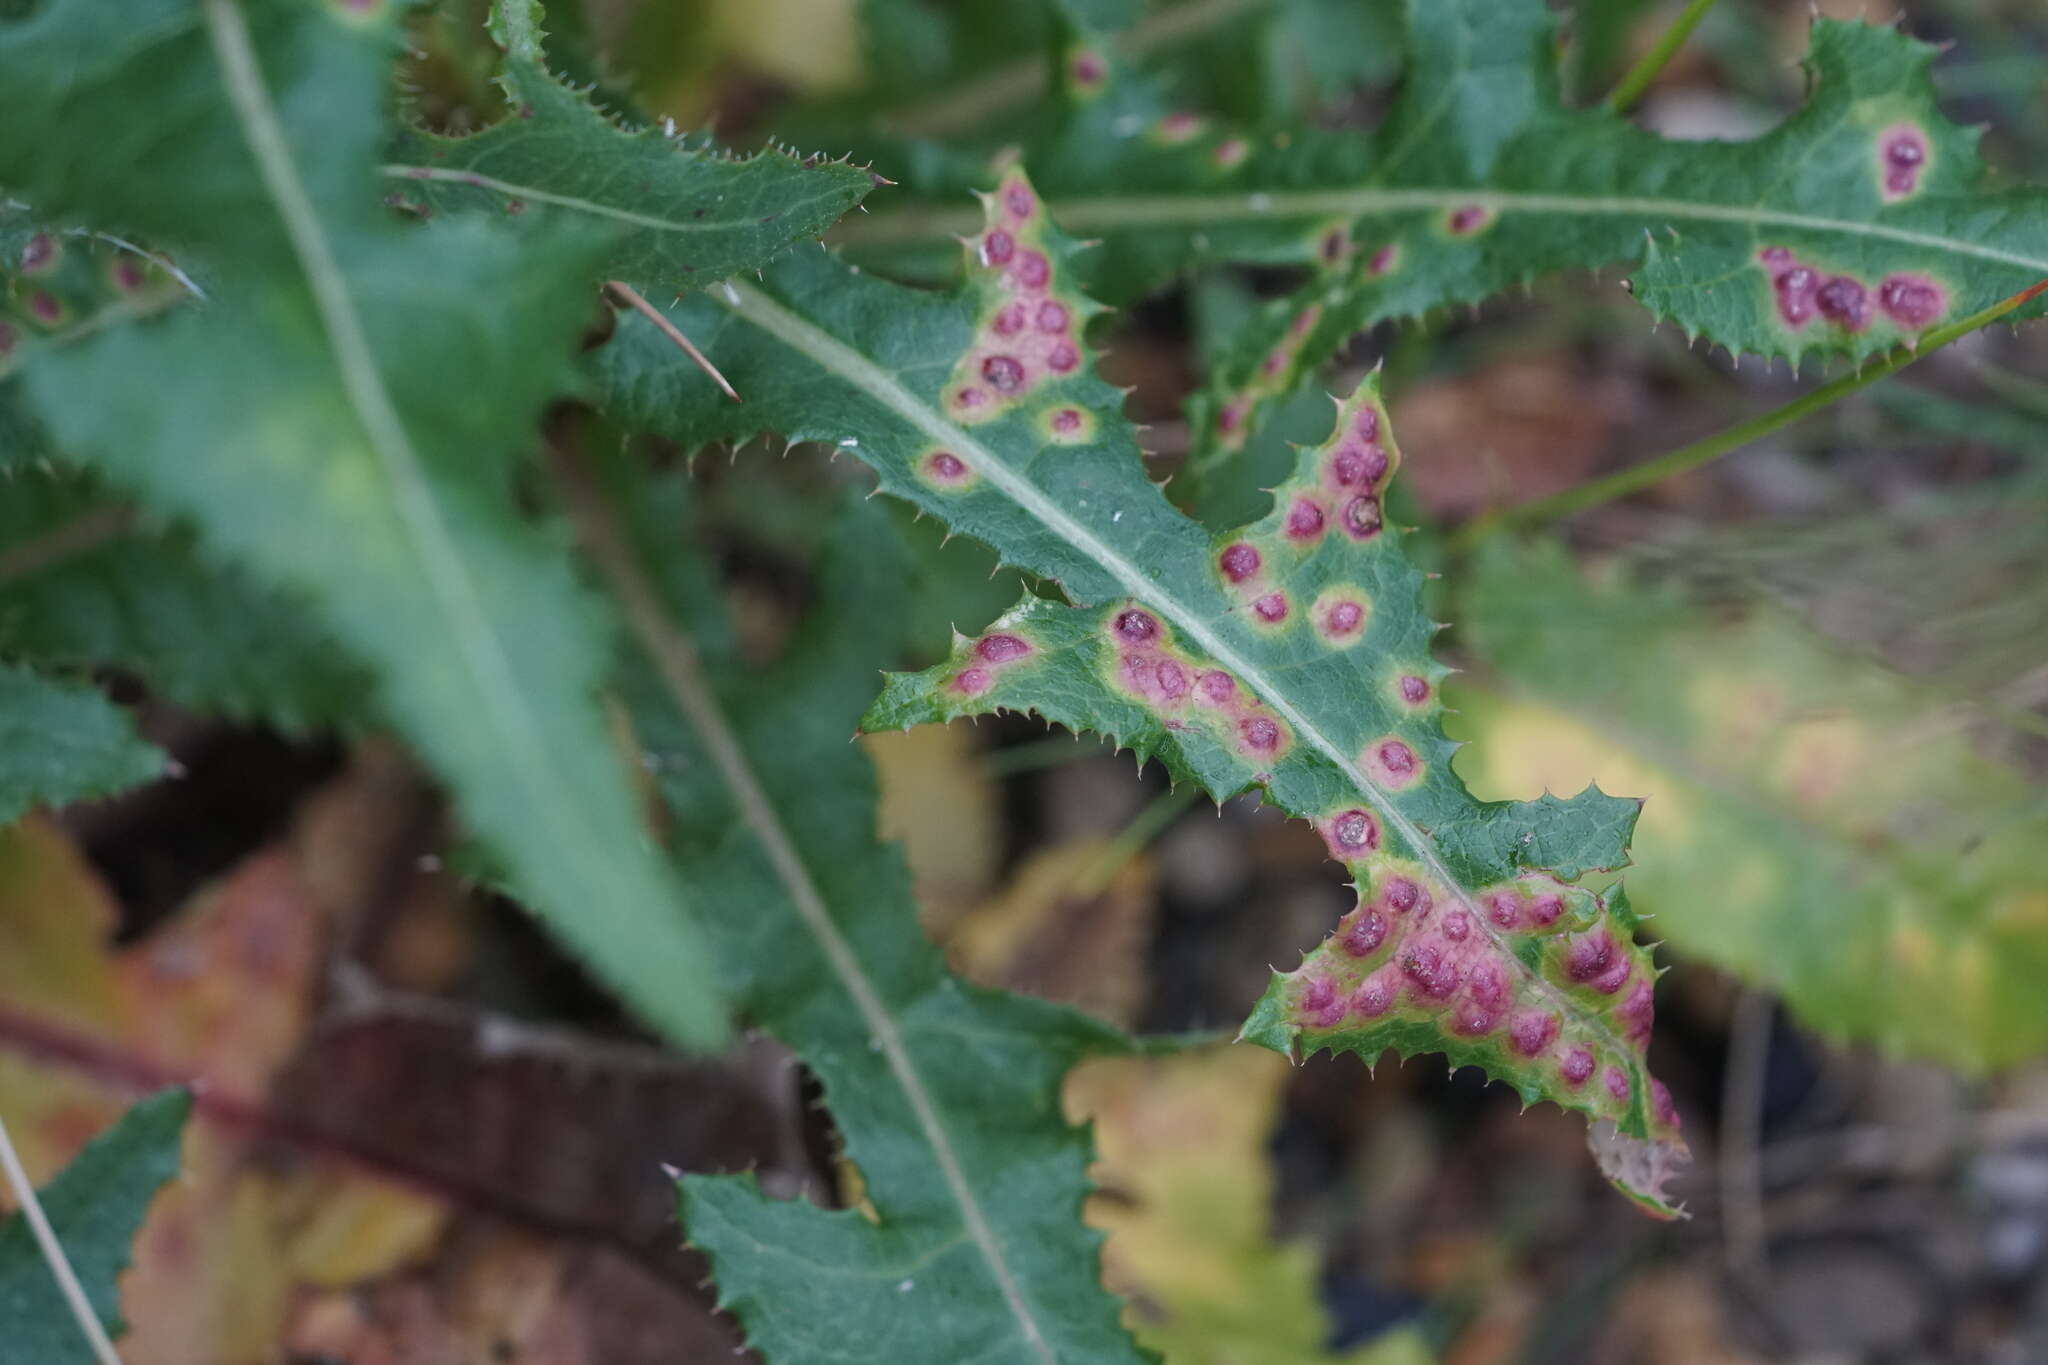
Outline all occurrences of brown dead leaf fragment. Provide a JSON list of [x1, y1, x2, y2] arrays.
[[1393, 359, 1627, 518], [0, 769, 779, 1363], [281, 1227, 741, 1365]]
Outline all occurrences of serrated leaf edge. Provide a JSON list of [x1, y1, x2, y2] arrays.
[[197, 0, 724, 1038], [550, 451, 1071, 1365], [710, 277, 1652, 1085], [380, 0, 872, 254]]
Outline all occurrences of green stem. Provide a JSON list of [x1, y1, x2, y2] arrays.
[[1450, 279, 2048, 549], [1073, 784, 1201, 898], [1603, 0, 1720, 114]]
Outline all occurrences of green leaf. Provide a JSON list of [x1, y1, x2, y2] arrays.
[[0, 1090, 190, 1363], [583, 474, 1147, 1363], [0, 0, 726, 1046], [1072, 1046, 1436, 1365], [592, 173, 1687, 1215], [1454, 539, 2048, 1073], [785, 0, 1394, 146], [1, 468, 367, 731], [0, 661, 164, 823], [2, 209, 194, 471], [838, 0, 2048, 490], [383, 0, 877, 295]]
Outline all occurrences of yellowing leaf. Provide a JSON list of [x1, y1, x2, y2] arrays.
[[1068, 1046, 1435, 1365], [1458, 541, 2048, 1071], [867, 721, 1003, 922]]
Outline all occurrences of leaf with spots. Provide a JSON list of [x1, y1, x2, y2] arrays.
[[0, 0, 726, 1045], [0, 1089, 190, 1364], [837, 0, 2048, 493], [383, 0, 877, 294], [580, 474, 1148, 1365], [591, 172, 1687, 1215], [0, 661, 165, 824]]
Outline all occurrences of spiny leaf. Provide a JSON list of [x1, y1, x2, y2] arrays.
[[0, 661, 164, 824], [591, 172, 1687, 1215], [582, 473, 1148, 1364], [0, 0, 726, 1045], [383, 0, 876, 293], [1, 469, 367, 731], [840, 0, 2048, 490], [0, 1089, 190, 1363], [1456, 539, 2048, 1074]]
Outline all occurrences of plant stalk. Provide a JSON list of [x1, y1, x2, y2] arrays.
[[1451, 279, 2048, 549], [1604, 0, 1721, 114]]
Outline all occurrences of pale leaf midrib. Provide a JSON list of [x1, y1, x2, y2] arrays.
[[839, 187, 2048, 276], [713, 278, 1639, 1077], [202, 0, 664, 921], [377, 163, 856, 241]]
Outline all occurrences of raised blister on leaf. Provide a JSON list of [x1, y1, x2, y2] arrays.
[[594, 172, 1688, 1213], [834, 0, 2048, 498]]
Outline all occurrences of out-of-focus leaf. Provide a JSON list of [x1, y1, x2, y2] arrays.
[[385, 0, 876, 295], [0, 1089, 190, 1365], [1455, 540, 2048, 1071], [1068, 1045, 1435, 1365], [784, 0, 1398, 154], [0, 0, 725, 1045], [867, 722, 1003, 918], [0, 662, 163, 824], [593, 480, 1149, 1363], [0, 470, 367, 733]]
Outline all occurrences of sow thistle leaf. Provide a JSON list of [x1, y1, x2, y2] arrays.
[[0, 662, 164, 825], [585, 478, 1147, 1364], [1456, 541, 2048, 1073], [384, 0, 877, 294], [0, 0, 726, 1045], [779, 0, 1392, 152], [0, 1089, 190, 1363], [592, 174, 1687, 1214], [843, 0, 2048, 488]]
